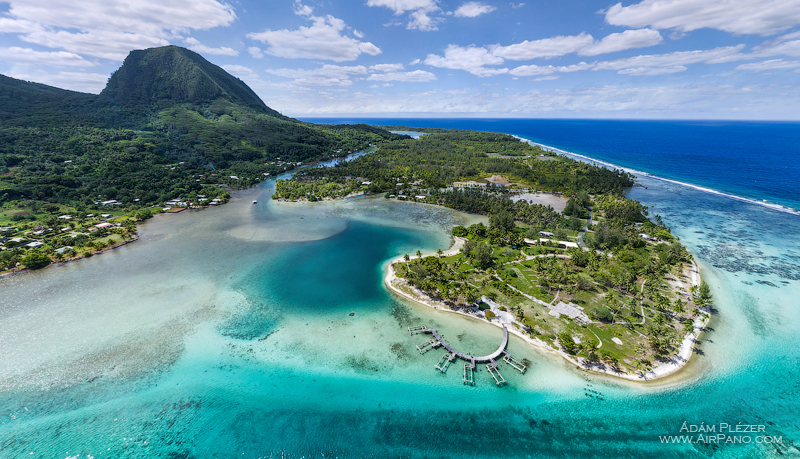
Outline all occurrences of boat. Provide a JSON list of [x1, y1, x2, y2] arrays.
[[252, 200, 257, 204]]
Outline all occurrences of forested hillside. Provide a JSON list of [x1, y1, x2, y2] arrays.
[[0, 46, 406, 207]]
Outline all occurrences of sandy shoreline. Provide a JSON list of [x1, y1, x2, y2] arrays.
[[382, 238, 708, 383]]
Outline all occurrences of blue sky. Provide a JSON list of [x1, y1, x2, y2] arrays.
[[2, 0, 800, 119]]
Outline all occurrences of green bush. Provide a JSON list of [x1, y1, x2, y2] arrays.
[[21, 251, 51, 269], [592, 307, 614, 322]]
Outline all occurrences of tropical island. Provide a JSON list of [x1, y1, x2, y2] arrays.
[[0, 44, 712, 379], [273, 129, 713, 379]]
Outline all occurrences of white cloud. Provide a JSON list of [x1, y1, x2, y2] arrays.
[[247, 12, 381, 61], [367, 0, 443, 31], [266, 65, 367, 86], [3, 0, 236, 36], [0, 0, 236, 60], [492, 33, 595, 60], [533, 75, 559, 81], [221, 64, 258, 78], [605, 0, 800, 36], [366, 0, 437, 15], [510, 3, 525, 8], [407, 8, 443, 31], [18, 29, 168, 61], [0, 47, 97, 67], [184, 37, 238, 56], [409, 58, 421, 65], [268, 82, 797, 120], [735, 59, 800, 70], [367, 70, 437, 81], [424, 44, 507, 76], [248, 47, 264, 59], [369, 63, 406, 72], [4, 70, 109, 93], [454, 2, 497, 18], [509, 62, 593, 76], [617, 65, 687, 75], [579, 29, 663, 56], [593, 45, 746, 71]]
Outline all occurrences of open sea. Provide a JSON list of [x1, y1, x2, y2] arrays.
[[1, 119, 799, 458]]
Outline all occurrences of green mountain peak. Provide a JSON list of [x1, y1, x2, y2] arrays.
[[100, 46, 279, 117]]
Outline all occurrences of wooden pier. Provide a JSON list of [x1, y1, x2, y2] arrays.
[[502, 352, 527, 373], [487, 362, 506, 386], [435, 352, 455, 373], [409, 324, 519, 386], [463, 363, 474, 385], [416, 339, 440, 354]]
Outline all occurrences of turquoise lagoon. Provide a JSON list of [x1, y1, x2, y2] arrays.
[[1, 159, 800, 458]]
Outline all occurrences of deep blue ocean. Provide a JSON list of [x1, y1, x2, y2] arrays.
[[303, 118, 800, 212], [1, 119, 799, 458]]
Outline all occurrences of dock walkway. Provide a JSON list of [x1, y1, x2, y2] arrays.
[[409, 324, 521, 372]]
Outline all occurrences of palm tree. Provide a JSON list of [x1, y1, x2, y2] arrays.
[[403, 253, 410, 262], [436, 248, 443, 258], [416, 249, 422, 259]]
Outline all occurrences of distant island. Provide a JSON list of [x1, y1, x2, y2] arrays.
[[273, 129, 713, 379]]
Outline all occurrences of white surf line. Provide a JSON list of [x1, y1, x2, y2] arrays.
[[511, 135, 800, 217]]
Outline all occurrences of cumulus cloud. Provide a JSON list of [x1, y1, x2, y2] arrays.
[[247, 9, 381, 61], [184, 37, 238, 56], [367, 69, 437, 81], [248, 47, 264, 59], [491, 33, 595, 60], [579, 29, 663, 56], [16, 29, 167, 60], [266, 65, 367, 86], [454, 2, 497, 18], [509, 62, 593, 76], [593, 45, 747, 71], [366, 0, 437, 14], [735, 59, 800, 70], [0, 0, 236, 60], [221, 64, 258, 78], [0, 46, 97, 67], [407, 8, 443, 30], [424, 44, 507, 76], [617, 65, 687, 75], [369, 63, 406, 72], [605, 0, 800, 36], [367, 0, 443, 31], [4, 70, 109, 93]]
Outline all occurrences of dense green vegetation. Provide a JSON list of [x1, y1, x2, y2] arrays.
[[275, 130, 634, 200], [392, 194, 708, 375]]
